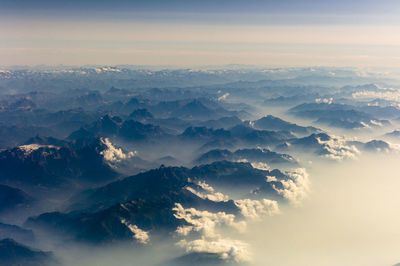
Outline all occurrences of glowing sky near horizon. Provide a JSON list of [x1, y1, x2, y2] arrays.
[[1, 0, 400, 66]]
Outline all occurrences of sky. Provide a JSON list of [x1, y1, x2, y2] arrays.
[[1, 0, 400, 67]]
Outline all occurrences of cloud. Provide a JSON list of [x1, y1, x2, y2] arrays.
[[120, 218, 149, 244], [185, 181, 229, 202], [266, 175, 278, 182], [175, 225, 193, 237], [174, 183, 280, 262], [272, 168, 310, 206], [218, 93, 230, 101], [369, 120, 383, 127], [176, 238, 251, 263], [317, 136, 361, 161], [315, 97, 333, 104], [173, 203, 251, 262], [173, 203, 245, 238], [234, 198, 280, 220], [352, 89, 400, 102], [100, 138, 136, 162], [250, 162, 270, 171]]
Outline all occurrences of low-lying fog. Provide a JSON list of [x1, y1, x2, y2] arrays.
[[247, 153, 400, 266]]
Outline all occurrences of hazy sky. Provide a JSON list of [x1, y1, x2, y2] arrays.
[[1, 0, 400, 67]]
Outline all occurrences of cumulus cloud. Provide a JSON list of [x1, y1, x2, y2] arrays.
[[176, 238, 251, 263], [317, 136, 361, 161], [250, 162, 270, 171], [173, 203, 245, 238], [174, 180, 283, 262], [234, 199, 280, 220], [100, 138, 136, 162], [197, 180, 215, 192], [173, 203, 251, 263], [120, 218, 149, 244], [266, 175, 278, 182], [272, 168, 310, 206], [175, 225, 193, 237], [186, 180, 229, 202], [315, 97, 333, 104]]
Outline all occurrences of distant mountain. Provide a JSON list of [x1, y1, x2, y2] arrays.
[[0, 124, 56, 148], [383, 130, 400, 141], [190, 161, 287, 191], [195, 116, 243, 129], [129, 108, 154, 122], [263, 93, 319, 107], [28, 168, 239, 243], [172, 99, 215, 119], [359, 105, 400, 119], [0, 223, 35, 243], [104, 97, 151, 115], [275, 133, 355, 160], [68, 115, 167, 141], [0, 185, 34, 213], [289, 103, 390, 129], [27, 162, 288, 243], [155, 156, 182, 166], [252, 115, 320, 136], [0, 139, 118, 190], [195, 148, 297, 166], [150, 99, 239, 120], [0, 238, 56, 266], [348, 139, 392, 153], [168, 252, 239, 266], [181, 124, 295, 150], [5, 98, 37, 111], [179, 127, 231, 142], [23, 135, 68, 147], [68, 164, 245, 213]]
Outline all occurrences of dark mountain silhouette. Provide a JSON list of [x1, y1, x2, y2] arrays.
[[68, 115, 167, 141], [195, 148, 297, 166], [253, 115, 320, 135], [0, 223, 35, 243], [290, 103, 390, 129], [0, 139, 117, 190], [27, 162, 288, 243], [0, 238, 56, 266], [0, 185, 34, 213]]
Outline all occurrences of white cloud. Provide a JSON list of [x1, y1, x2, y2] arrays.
[[173, 203, 245, 238], [352, 89, 400, 102], [176, 238, 251, 263], [360, 121, 371, 128], [266, 175, 278, 182], [369, 120, 383, 127], [176, 225, 193, 237], [272, 168, 310, 206], [315, 97, 333, 104], [100, 138, 136, 162], [174, 182, 281, 262], [234, 198, 280, 220], [317, 136, 361, 161], [173, 203, 251, 263], [250, 162, 270, 171], [218, 93, 230, 101], [185, 181, 229, 202], [120, 218, 149, 244]]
